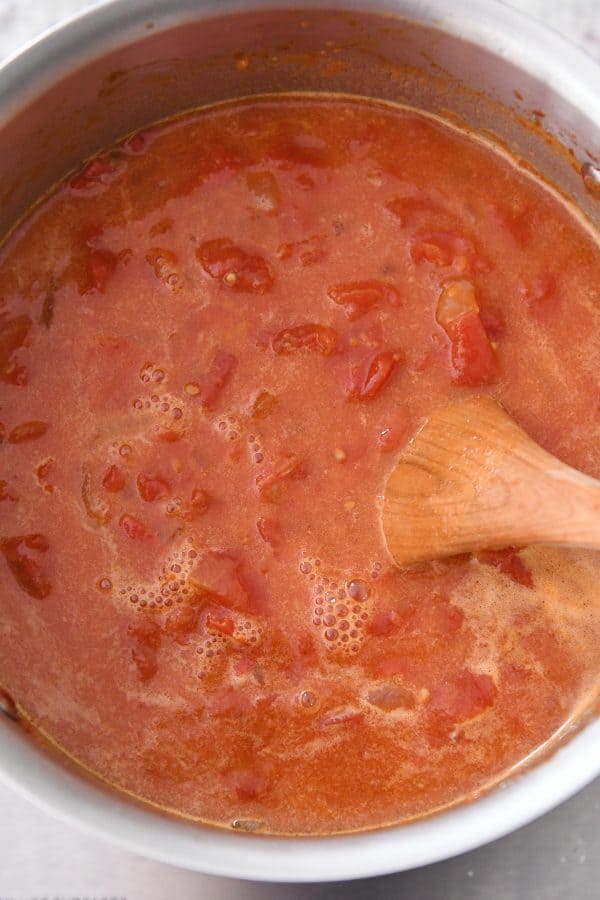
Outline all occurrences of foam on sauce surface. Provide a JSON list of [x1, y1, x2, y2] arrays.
[[1, 96, 600, 834]]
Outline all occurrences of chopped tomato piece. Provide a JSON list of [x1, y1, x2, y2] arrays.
[[410, 231, 472, 268], [0, 314, 31, 385], [430, 670, 497, 721], [368, 609, 399, 637], [70, 157, 114, 191], [8, 421, 48, 443], [232, 770, 268, 802], [385, 194, 443, 224], [477, 547, 533, 588], [82, 469, 111, 525], [272, 324, 337, 356], [256, 455, 306, 502], [83, 248, 118, 294], [120, 514, 152, 540], [1, 534, 51, 599], [519, 273, 558, 322], [251, 390, 277, 419], [446, 311, 498, 386], [328, 280, 402, 320], [102, 464, 125, 493], [197, 350, 237, 410], [436, 279, 479, 332], [137, 473, 170, 502], [123, 131, 148, 154], [377, 410, 410, 453], [206, 613, 235, 636], [256, 516, 280, 549], [198, 238, 274, 293], [164, 605, 200, 637], [367, 683, 415, 710], [347, 350, 400, 401]]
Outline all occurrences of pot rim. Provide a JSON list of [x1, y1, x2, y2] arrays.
[[1, 0, 600, 882]]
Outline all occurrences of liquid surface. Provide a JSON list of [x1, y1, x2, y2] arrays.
[[1, 96, 600, 835]]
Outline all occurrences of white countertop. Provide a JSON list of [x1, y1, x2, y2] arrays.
[[0, 1, 599, 898]]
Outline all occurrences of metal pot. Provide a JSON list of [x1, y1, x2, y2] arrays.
[[1, 0, 599, 882]]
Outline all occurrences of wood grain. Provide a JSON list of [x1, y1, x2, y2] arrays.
[[383, 396, 600, 566]]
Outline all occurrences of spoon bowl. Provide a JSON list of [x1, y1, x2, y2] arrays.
[[383, 396, 600, 567]]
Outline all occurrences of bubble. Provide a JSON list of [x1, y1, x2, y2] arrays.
[[347, 579, 369, 602], [300, 690, 317, 708], [119, 444, 132, 457], [339, 619, 349, 632], [300, 561, 312, 574], [172, 408, 182, 420], [160, 402, 169, 412], [315, 606, 323, 616], [323, 613, 336, 627], [324, 628, 338, 641], [336, 604, 348, 616], [133, 399, 143, 410], [97, 577, 112, 592], [313, 617, 321, 625]]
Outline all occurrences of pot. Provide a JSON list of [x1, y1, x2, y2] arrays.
[[0, 0, 599, 882]]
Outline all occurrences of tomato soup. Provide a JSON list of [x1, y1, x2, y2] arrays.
[[1, 96, 600, 835]]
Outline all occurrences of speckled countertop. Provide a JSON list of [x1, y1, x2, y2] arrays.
[[0, 2, 599, 899]]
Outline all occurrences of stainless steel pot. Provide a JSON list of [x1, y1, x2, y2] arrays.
[[1, 0, 599, 882]]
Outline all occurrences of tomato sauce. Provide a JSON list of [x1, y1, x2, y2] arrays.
[[1, 96, 600, 834]]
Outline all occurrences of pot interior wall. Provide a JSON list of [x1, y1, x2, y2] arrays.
[[0, 6, 599, 241]]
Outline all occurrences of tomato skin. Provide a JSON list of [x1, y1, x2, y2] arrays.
[[446, 311, 498, 386], [256, 517, 280, 549], [256, 455, 306, 502], [198, 238, 274, 294], [410, 231, 472, 268], [272, 324, 337, 356], [197, 351, 237, 410], [102, 465, 125, 493], [477, 547, 533, 588], [120, 514, 152, 541], [1, 534, 51, 599], [137, 473, 170, 503], [8, 421, 48, 443], [328, 280, 402, 320], [347, 350, 400, 401]]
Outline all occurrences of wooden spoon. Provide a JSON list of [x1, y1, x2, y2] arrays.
[[383, 395, 600, 567]]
